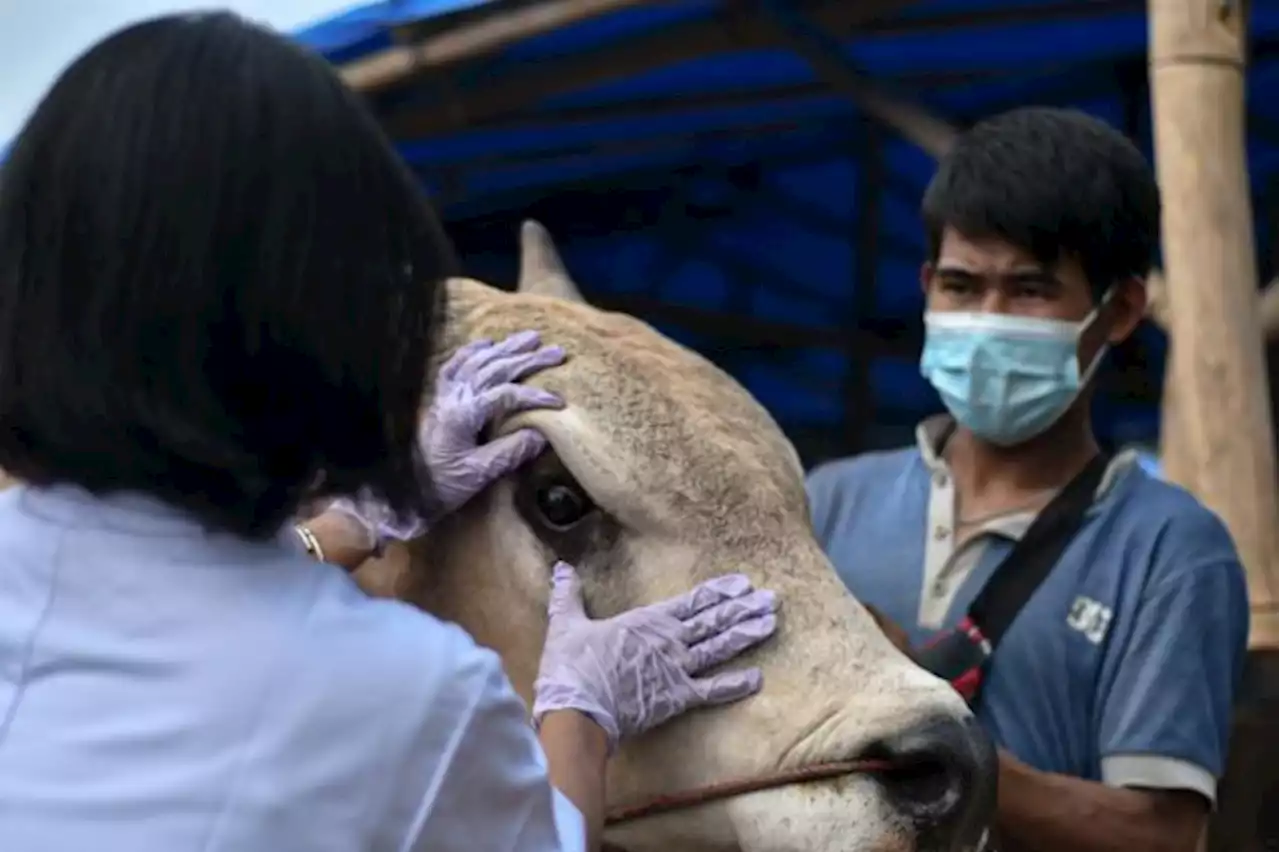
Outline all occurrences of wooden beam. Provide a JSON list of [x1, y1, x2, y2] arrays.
[[369, 0, 1161, 145], [426, 56, 1138, 218], [340, 0, 646, 92], [371, 0, 1144, 89], [1148, 0, 1278, 651], [414, 54, 1136, 208], [759, 0, 960, 157], [416, 65, 1009, 136], [378, 0, 916, 139]]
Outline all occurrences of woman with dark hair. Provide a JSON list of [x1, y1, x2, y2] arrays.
[[0, 13, 778, 852]]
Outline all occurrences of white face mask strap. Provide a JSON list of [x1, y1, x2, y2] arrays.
[[1081, 286, 1116, 329], [1079, 343, 1109, 386], [1078, 286, 1117, 383]]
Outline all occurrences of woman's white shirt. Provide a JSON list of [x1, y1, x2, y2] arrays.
[[0, 485, 585, 852]]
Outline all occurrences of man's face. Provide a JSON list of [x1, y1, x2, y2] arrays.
[[920, 227, 1147, 372]]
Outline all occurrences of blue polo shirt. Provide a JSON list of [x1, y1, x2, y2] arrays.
[[806, 416, 1248, 804]]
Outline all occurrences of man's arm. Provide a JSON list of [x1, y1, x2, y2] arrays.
[[867, 611, 1207, 852], [997, 545, 1248, 852], [995, 750, 1206, 852]]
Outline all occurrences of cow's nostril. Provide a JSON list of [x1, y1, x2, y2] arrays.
[[862, 714, 997, 850], [876, 754, 957, 816]]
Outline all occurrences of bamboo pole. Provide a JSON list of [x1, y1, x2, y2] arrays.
[[1148, 272, 1276, 494], [1148, 0, 1278, 650]]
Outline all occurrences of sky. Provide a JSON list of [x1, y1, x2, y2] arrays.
[[0, 0, 358, 144]]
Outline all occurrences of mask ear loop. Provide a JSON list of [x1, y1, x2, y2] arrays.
[[1079, 286, 1116, 328], [1076, 286, 1117, 386]]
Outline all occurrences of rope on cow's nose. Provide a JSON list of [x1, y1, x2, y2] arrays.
[[603, 757, 892, 826]]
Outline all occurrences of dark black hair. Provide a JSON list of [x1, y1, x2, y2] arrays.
[[0, 12, 451, 539], [921, 106, 1160, 299]]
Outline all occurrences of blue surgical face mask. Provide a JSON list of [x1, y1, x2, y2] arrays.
[[919, 295, 1111, 447]]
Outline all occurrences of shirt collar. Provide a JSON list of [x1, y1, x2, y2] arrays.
[[914, 414, 1139, 507]]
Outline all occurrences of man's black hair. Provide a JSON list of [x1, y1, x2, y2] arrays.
[[921, 106, 1161, 299], [0, 12, 452, 539]]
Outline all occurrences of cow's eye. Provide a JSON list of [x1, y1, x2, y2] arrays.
[[533, 479, 593, 530]]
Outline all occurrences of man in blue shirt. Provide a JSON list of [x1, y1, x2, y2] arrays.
[[807, 107, 1249, 852]]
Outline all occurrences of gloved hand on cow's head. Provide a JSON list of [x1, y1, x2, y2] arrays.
[[423, 330, 566, 513], [532, 562, 780, 754], [327, 330, 566, 553]]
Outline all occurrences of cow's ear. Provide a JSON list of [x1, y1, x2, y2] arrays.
[[516, 220, 584, 303]]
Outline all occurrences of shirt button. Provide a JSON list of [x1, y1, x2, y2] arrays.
[[932, 578, 948, 595], [933, 473, 948, 487], [934, 525, 951, 540]]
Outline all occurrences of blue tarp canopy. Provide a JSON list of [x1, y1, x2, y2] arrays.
[[141, 2, 1280, 463]]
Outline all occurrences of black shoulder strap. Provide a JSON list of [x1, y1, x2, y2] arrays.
[[967, 452, 1110, 651]]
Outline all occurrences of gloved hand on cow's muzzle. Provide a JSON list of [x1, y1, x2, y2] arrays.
[[532, 562, 780, 753]]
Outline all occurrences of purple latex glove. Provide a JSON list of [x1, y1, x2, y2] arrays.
[[425, 331, 566, 513], [324, 495, 403, 552], [326, 331, 565, 547], [532, 562, 779, 752]]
